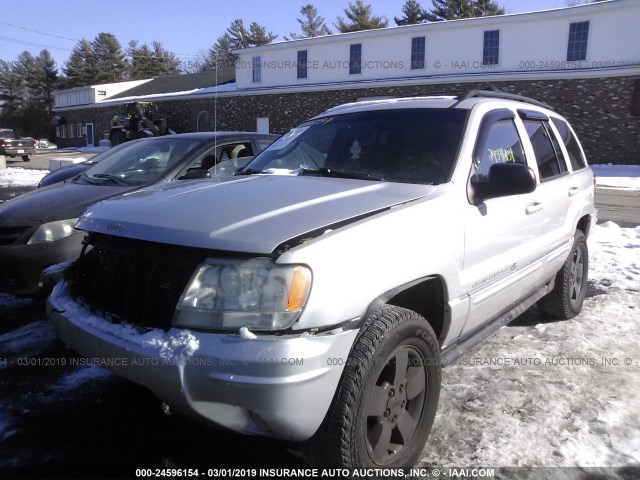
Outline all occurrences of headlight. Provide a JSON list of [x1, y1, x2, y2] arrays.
[[173, 258, 312, 331], [27, 218, 79, 244]]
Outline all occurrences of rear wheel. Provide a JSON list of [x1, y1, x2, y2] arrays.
[[302, 305, 441, 468], [537, 230, 588, 319], [22, 155, 30, 161]]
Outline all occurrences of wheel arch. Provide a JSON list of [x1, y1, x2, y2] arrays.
[[575, 214, 593, 239], [363, 276, 449, 345]]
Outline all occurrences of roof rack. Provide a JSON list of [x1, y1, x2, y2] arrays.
[[452, 88, 554, 111]]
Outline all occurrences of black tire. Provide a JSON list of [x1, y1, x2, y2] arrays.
[[537, 230, 588, 319], [110, 131, 126, 146], [22, 155, 30, 161], [302, 305, 441, 468]]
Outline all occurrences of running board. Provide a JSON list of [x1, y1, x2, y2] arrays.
[[440, 280, 554, 367]]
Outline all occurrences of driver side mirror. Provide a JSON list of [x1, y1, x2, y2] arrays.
[[471, 163, 536, 203]]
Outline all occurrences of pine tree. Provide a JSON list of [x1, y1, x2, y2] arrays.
[[426, 0, 504, 21], [288, 4, 332, 40], [335, 0, 389, 33], [91, 32, 127, 83], [395, 0, 430, 25], [0, 60, 24, 130], [62, 39, 98, 88], [151, 41, 181, 76], [202, 19, 278, 71]]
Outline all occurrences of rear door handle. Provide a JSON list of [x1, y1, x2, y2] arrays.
[[526, 202, 543, 214], [568, 186, 580, 196]]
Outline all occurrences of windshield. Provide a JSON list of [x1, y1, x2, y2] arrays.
[[77, 137, 203, 186], [0, 130, 16, 139], [243, 108, 467, 184]]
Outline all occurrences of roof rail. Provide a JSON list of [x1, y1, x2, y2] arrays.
[[452, 88, 554, 111]]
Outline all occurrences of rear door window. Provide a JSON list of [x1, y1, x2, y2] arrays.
[[523, 119, 568, 181], [551, 117, 587, 171]]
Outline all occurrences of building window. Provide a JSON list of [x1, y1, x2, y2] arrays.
[[349, 44, 362, 75], [567, 21, 589, 61], [197, 111, 213, 132], [411, 37, 426, 70], [297, 50, 308, 79], [252, 56, 261, 83], [483, 30, 500, 65]]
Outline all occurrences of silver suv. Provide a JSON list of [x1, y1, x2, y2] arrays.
[[47, 90, 596, 468]]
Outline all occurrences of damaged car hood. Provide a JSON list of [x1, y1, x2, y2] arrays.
[[78, 175, 436, 253]]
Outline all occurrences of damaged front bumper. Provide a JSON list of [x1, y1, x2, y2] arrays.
[[46, 280, 358, 441]]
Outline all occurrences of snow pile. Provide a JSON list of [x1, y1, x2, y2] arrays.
[[588, 221, 640, 291], [140, 330, 200, 364], [0, 167, 48, 187], [239, 327, 258, 340], [0, 292, 32, 309], [0, 321, 57, 368], [53, 282, 200, 364], [53, 365, 112, 391], [592, 164, 640, 190], [421, 222, 640, 468]]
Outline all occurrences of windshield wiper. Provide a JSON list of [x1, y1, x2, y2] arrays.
[[299, 167, 383, 181], [90, 173, 130, 185]]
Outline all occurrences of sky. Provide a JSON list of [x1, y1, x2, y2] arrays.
[[0, 0, 587, 70]]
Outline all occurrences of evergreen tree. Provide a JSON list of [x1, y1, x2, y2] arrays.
[[473, 0, 505, 16], [288, 4, 332, 40], [426, 0, 504, 21], [202, 19, 278, 71], [91, 32, 127, 83], [335, 0, 389, 32], [62, 39, 99, 88], [395, 0, 430, 25], [127, 40, 181, 79], [151, 41, 181, 76], [0, 60, 24, 130]]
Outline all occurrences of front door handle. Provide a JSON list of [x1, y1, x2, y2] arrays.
[[526, 202, 543, 215]]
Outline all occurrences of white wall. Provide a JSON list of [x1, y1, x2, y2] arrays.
[[235, 0, 640, 90], [54, 79, 152, 108]]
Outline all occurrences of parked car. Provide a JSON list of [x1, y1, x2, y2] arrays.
[[38, 158, 102, 188], [47, 91, 595, 467], [0, 132, 277, 296], [0, 128, 36, 161], [37, 139, 50, 149]]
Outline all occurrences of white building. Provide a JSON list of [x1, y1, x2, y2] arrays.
[[235, 0, 640, 92]]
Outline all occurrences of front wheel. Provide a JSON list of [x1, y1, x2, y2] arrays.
[[302, 305, 441, 468], [537, 230, 588, 319]]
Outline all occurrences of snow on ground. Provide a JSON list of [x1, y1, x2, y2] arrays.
[[52, 365, 112, 392], [0, 321, 57, 367], [0, 168, 48, 187], [592, 164, 640, 190], [0, 293, 31, 310], [421, 222, 640, 468]]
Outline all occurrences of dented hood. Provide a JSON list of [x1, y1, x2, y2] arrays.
[[77, 175, 434, 253]]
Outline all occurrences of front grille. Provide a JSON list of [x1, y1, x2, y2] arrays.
[[0, 226, 31, 246], [70, 233, 206, 330]]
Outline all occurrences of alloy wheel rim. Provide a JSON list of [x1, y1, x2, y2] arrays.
[[365, 344, 427, 464], [569, 245, 585, 309]]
